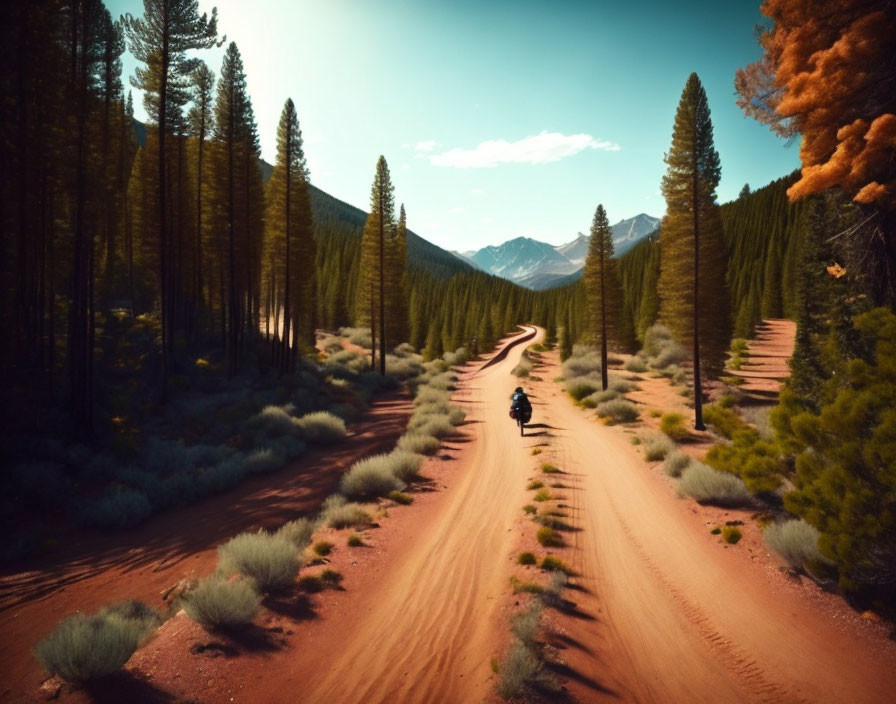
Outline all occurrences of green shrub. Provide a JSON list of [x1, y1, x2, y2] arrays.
[[98, 601, 162, 644], [533, 489, 551, 502], [517, 552, 537, 565], [509, 576, 544, 595], [721, 526, 742, 544], [275, 518, 314, 550], [526, 479, 544, 490], [387, 450, 424, 482], [243, 447, 285, 474], [296, 411, 347, 444], [531, 447, 542, 456], [312, 540, 333, 556], [522, 504, 537, 515], [542, 571, 569, 608], [540, 555, 570, 573], [35, 612, 144, 681], [609, 378, 636, 393], [763, 519, 828, 573], [704, 430, 785, 494], [340, 455, 406, 499], [249, 405, 300, 437], [643, 434, 674, 461], [183, 576, 261, 629], [625, 356, 648, 373], [566, 379, 599, 402], [702, 404, 748, 439], [448, 406, 466, 425], [562, 346, 602, 379], [660, 412, 690, 440], [585, 389, 619, 406], [410, 415, 456, 439], [81, 487, 152, 529], [595, 399, 639, 423], [319, 495, 372, 529], [678, 463, 752, 507], [496, 642, 543, 699], [347, 534, 364, 547], [218, 533, 300, 592], [388, 490, 413, 505], [536, 526, 563, 547], [663, 450, 693, 478], [414, 387, 449, 406], [511, 604, 542, 644], [541, 463, 560, 474], [397, 432, 441, 455]]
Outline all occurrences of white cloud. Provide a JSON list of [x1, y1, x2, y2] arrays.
[[415, 140, 438, 152], [429, 131, 620, 168], [402, 163, 410, 169]]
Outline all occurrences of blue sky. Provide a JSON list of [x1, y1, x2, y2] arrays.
[[108, 0, 798, 252]]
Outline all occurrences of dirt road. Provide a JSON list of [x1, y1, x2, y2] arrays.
[[15, 326, 896, 703], [286, 326, 896, 703]]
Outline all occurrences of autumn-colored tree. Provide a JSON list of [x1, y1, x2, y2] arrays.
[[735, 0, 896, 297], [659, 73, 729, 430], [583, 204, 623, 390], [123, 0, 221, 400]]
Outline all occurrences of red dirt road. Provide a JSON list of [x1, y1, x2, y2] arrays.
[[8, 326, 896, 703], [0, 392, 411, 703]]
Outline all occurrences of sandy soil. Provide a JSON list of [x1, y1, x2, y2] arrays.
[[0, 391, 411, 703], [510, 344, 896, 704], [12, 323, 896, 703], [730, 319, 796, 397]]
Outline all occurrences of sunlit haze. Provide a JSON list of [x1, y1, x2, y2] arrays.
[[108, 0, 800, 251]]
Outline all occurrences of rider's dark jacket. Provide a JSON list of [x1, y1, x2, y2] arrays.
[[511, 391, 532, 419]]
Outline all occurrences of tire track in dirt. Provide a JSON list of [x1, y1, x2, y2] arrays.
[[531, 345, 896, 703], [290, 327, 544, 703]]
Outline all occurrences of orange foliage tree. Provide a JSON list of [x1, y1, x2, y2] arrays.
[[735, 0, 896, 209]]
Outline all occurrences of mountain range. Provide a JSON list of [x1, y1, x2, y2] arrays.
[[454, 213, 660, 290]]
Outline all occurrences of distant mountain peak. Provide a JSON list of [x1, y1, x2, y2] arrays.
[[466, 213, 659, 290]]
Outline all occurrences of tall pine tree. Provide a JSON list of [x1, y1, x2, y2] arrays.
[[123, 0, 221, 401], [659, 73, 729, 430], [583, 203, 623, 390]]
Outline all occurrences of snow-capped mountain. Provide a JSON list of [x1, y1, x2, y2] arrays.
[[465, 213, 659, 289], [555, 233, 588, 267], [611, 213, 660, 256], [472, 237, 579, 282]]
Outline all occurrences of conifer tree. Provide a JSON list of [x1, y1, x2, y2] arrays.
[[209, 42, 264, 376], [123, 0, 221, 401], [356, 156, 395, 373], [265, 97, 314, 372], [187, 61, 215, 328], [583, 204, 623, 389], [659, 73, 729, 430]]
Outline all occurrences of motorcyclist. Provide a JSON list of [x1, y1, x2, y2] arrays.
[[510, 387, 532, 425]]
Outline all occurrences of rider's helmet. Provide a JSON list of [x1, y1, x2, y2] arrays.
[[514, 387, 524, 394]]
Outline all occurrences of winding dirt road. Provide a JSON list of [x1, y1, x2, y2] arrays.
[[13, 326, 896, 703], [282, 326, 896, 703]]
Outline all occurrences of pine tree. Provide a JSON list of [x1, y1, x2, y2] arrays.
[[583, 204, 623, 389], [187, 61, 215, 331], [265, 97, 314, 372], [659, 72, 729, 430], [356, 156, 395, 373], [209, 42, 263, 376], [123, 0, 221, 401]]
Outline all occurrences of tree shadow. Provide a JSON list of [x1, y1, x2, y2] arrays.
[[80, 671, 177, 703], [544, 661, 620, 697], [263, 593, 317, 622], [547, 632, 594, 655]]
